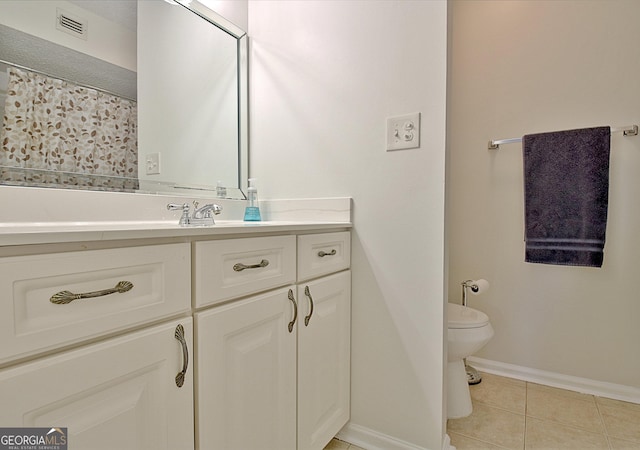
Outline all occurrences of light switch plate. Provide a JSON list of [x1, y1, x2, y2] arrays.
[[386, 112, 421, 151], [145, 152, 160, 175]]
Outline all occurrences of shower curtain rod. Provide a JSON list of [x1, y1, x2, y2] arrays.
[[0, 58, 136, 103], [488, 124, 639, 150]]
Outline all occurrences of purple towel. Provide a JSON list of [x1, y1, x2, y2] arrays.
[[523, 126, 611, 267]]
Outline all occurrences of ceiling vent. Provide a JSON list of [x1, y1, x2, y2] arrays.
[[56, 8, 88, 40]]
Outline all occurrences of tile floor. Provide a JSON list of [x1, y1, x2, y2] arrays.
[[447, 372, 640, 449], [323, 438, 366, 450]]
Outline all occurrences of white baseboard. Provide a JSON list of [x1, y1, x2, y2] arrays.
[[467, 356, 640, 404], [336, 423, 456, 450], [336, 423, 424, 450], [442, 433, 455, 450]]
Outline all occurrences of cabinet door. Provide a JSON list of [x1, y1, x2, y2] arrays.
[[297, 271, 351, 450], [0, 318, 194, 450], [195, 287, 297, 450]]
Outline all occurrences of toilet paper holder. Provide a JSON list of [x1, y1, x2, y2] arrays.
[[460, 278, 490, 385], [461, 279, 489, 307]]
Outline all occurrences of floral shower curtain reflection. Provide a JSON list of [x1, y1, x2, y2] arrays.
[[0, 67, 138, 191]]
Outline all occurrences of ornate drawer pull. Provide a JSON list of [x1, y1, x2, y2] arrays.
[[175, 324, 189, 388], [233, 259, 270, 272], [287, 289, 297, 333], [50, 281, 134, 305], [303, 286, 314, 326], [318, 249, 336, 257]]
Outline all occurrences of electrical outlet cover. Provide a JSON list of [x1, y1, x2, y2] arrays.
[[386, 112, 421, 151]]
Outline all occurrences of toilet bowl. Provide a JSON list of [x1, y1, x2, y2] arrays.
[[447, 302, 494, 419]]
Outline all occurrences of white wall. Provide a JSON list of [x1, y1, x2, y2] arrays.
[[248, 1, 448, 449], [201, 0, 248, 32], [448, 1, 640, 390]]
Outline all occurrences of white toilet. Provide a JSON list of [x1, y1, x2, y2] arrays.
[[447, 302, 494, 419]]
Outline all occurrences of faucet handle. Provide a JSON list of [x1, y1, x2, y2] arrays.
[[167, 203, 190, 226], [167, 203, 189, 212]]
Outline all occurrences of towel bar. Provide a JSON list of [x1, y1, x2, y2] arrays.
[[488, 125, 638, 150]]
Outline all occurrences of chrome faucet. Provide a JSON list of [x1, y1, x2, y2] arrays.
[[193, 202, 223, 220], [167, 201, 222, 226]]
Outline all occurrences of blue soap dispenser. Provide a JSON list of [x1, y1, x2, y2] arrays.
[[243, 178, 262, 221]]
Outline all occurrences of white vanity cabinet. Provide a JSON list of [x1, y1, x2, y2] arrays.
[[0, 221, 351, 450], [194, 231, 351, 450], [0, 318, 195, 450]]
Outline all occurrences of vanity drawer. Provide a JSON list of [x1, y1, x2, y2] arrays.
[[297, 232, 351, 281], [194, 236, 296, 307], [0, 243, 191, 365]]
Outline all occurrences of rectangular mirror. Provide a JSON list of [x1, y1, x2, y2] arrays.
[[0, 0, 248, 199]]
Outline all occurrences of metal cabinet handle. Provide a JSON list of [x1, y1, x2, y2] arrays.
[[50, 281, 134, 305], [174, 324, 189, 388], [303, 286, 314, 326], [287, 289, 297, 333], [233, 259, 269, 272], [318, 249, 336, 257]]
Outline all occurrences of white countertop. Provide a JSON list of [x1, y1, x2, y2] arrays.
[[0, 187, 352, 246], [0, 220, 352, 246]]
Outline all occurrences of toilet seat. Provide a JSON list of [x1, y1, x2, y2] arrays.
[[448, 303, 490, 329]]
